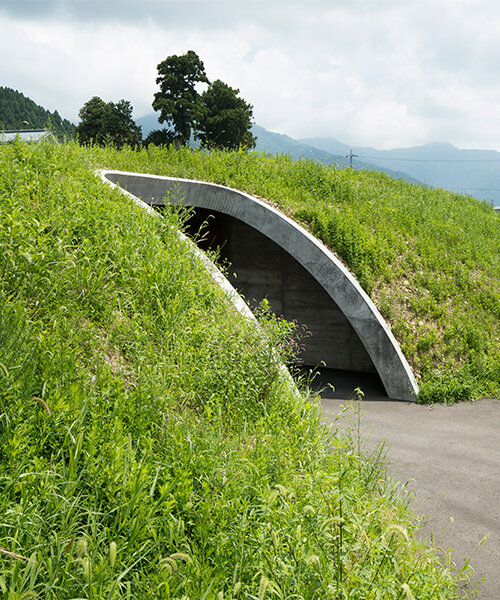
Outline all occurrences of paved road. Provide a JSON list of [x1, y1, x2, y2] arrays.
[[314, 369, 500, 600]]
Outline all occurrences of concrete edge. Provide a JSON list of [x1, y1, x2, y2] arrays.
[[97, 169, 300, 397], [100, 169, 419, 402]]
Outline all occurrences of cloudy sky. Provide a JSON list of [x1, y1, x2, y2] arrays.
[[1, 0, 500, 150]]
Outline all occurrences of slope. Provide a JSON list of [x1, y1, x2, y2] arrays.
[[98, 144, 500, 403], [0, 139, 464, 598], [0, 86, 75, 139]]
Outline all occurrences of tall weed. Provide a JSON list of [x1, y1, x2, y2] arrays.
[[0, 141, 466, 597]]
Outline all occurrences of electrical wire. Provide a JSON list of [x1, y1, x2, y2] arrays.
[[358, 155, 500, 163]]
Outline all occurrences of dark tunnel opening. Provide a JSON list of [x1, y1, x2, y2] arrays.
[[180, 207, 388, 399]]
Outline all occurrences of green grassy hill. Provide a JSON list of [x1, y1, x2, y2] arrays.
[[0, 140, 465, 597], [95, 144, 500, 404]]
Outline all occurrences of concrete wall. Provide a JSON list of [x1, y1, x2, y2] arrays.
[[100, 170, 419, 401], [187, 208, 376, 372]]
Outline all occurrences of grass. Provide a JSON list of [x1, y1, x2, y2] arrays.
[[0, 139, 467, 597], [94, 144, 500, 403]]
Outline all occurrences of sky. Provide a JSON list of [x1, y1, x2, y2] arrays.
[[1, 0, 500, 150]]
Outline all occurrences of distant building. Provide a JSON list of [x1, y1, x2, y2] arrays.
[[0, 129, 55, 144]]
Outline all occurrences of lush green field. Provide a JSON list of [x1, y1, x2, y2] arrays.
[[95, 144, 500, 403], [0, 140, 466, 597]]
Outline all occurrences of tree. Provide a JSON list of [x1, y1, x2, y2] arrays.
[[76, 96, 107, 145], [152, 50, 208, 146], [143, 128, 176, 147], [105, 100, 142, 148], [76, 96, 141, 148], [198, 80, 256, 150]]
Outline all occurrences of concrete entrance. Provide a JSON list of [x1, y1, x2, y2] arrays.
[[185, 207, 377, 374], [100, 170, 418, 401]]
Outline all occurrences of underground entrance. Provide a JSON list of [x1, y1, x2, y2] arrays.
[[180, 206, 387, 399], [100, 170, 418, 401]]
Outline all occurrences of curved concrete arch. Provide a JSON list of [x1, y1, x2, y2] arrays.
[[100, 169, 419, 401]]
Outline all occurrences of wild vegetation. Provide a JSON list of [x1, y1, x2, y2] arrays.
[[96, 144, 500, 404], [0, 86, 75, 139], [0, 140, 466, 597]]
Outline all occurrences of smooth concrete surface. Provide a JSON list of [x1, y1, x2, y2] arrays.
[[100, 170, 418, 401], [186, 208, 377, 373], [321, 389, 500, 600]]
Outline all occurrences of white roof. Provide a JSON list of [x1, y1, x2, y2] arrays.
[[0, 129, 54, 143]]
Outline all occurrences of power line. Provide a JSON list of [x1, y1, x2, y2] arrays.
[[447, 186, 500, 192], [358, 155, 500, 164]]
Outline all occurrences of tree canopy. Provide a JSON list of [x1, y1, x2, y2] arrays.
[[149, 51, 255, 150], [76, 97, 141, 148], [198, 79, 256, 150], [152, 50, 208, 146], [143, 128, 176, 147]]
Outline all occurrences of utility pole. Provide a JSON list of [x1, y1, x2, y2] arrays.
[[346, 149, 358, 168]]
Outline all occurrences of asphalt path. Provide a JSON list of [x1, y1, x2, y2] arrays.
[[312, 369, 500, 600]]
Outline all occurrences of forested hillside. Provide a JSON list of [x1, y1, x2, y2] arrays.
[[0, 86, 75, 139]]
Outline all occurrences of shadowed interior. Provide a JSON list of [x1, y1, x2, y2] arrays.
[[102, 170, 417, 400], [183, 207, 383, 390]]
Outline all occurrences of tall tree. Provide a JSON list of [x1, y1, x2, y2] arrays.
[[76, 97, 141, 148], [152, 50, 208, 146], [198, 80, 256, 150], [76, 96, 107, 146]]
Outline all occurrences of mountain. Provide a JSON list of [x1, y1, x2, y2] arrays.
[[252, 124, 351, 167], [136, 113, 500, 205], [0, 87, 75, 140], [251, 125, 420, 182], [301, 137, 500, 205], [135, 114, 418, 181], [135, 112, 162, 137]]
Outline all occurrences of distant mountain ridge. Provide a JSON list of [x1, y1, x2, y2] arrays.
[[251, 125, 420, 183], [301, 136, 500, 205]]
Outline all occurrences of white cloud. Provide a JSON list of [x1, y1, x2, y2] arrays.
[[1, 0, 500, 149]]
